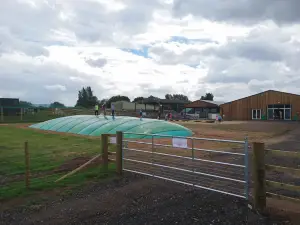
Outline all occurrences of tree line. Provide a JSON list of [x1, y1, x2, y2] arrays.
[[74, 86, 214, 108], [20, 86, 214, 109]]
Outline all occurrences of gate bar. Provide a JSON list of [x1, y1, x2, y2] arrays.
[[244, 136, 249, 200], [123, 169, 245, 199], [125, 140, 244, 156], [124, 158, 245, 183], [123, 147, 245, 168], [123, 132, 244, 143]]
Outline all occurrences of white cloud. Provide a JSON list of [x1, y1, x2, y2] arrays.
[[44, 84, 67, 91], [0, 0, 300, 105]]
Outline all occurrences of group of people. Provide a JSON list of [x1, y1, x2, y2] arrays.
[[94, 103, 115, 118], [94, 103, 175, 122]]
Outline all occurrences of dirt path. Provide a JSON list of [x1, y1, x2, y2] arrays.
[[0, 174, 291, 225], [266, 126, 300, 151]]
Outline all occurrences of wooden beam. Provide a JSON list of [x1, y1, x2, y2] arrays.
[[266, 164, 300, 177], [252, 142, 266, 212], [101, 134, 109, 174], [24, 141, 30, 189], [116, 131, 123, 175], [266, 180, 300, 192], [265, 149, 300, 158], [0, 107, 3, 122], [55, 153, 102, 183], [266, 192, 300, 204]]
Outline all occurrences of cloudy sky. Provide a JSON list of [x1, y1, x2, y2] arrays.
[[1, 0, 300, 106]]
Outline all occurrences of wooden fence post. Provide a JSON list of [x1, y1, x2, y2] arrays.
[[116, 131, 123, 175], [0, 107, 3, 122], [101, 134, 109, 175], [20, 108, 23, 121], [252, 142, 266, 212], [24, 141, 30, 189]]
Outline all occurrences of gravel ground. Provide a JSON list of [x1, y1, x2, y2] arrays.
[[0, 174, 292, 225]]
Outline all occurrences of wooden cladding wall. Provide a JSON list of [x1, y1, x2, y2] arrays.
[[220, 90, 300, 120]]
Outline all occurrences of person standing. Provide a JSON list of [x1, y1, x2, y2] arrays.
[[94, 104, 99, 116], [111, 103, 115, 119], [139, 108, 143, 121], [102, 103, 106, 117]]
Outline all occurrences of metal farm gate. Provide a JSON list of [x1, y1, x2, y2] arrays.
[[121, 132, 249, 200]]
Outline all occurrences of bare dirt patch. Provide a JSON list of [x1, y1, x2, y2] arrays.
[[0, 174, 290, 225]]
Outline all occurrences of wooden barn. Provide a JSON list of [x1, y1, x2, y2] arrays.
[[220, 90, 300, 121]]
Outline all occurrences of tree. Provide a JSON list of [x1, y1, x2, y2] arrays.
[[200, 93, 214, 101], [165, 94, 173, 100], [75, 86, 98, 108], [106, 95, 130, 108], [165, 94, 189, 101], [98, 98, 108, 106], [50, 101, 65, 108], [133, 97, 144, 103], [19, 101, 34, 108], [147, 95, 159, 100]]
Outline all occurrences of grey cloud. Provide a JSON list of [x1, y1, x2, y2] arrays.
[[85, 58, 107, 68], [0, 58, 107, 105], [0, 0, 164, 56], [172, 0, 300, 25], [203, 40, 283, 62], [0, 28, 49, 57], [203, 58, 284, 84], [61, 0, 164, 43], [149, 45, 202, 66], [0, 1, 61, 56]]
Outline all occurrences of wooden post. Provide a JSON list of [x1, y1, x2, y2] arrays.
[[252, 142, 266, 212], [24, 141, 30, 189], [0, 107, 3, 122], [116, 131, 123, 175], [20, 108, 23, 121], [101, 134, 109, 175]]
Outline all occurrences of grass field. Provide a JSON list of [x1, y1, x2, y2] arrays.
[[0, 125, 115, 201], [0, 108, 95, 124]]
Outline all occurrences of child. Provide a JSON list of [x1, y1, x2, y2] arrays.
[[218, 115, 222, 123], [94, 104, 99, 116], [139, 109, 143, 120]]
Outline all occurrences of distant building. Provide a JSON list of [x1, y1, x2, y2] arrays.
[[184, 100, 224, 119], [0, 98, 20, 115], [141, 98, 190, 113]]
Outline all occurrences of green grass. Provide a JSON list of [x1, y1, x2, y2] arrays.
[[0, 108, 94, 123], [0, 125, 115, 201]]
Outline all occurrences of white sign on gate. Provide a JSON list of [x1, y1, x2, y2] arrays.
[[172, 137, 188, 149], [109, 136, 116, 144]]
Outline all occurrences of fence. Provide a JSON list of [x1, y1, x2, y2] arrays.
[[0, 106, 167, 123], [0, 106, 95, 123], [0, 133, 118, 201], [112, 132, 300, 213], [120, 132, 249, 199], [257, 146, 300, 209], [1, 128, 299, 213]]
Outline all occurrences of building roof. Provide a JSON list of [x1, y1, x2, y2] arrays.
[[199, 100, 225, 106], [141, 98, 190, 104], [184, 99, 223, 108], [219, 89, 300, 106]]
